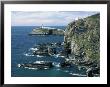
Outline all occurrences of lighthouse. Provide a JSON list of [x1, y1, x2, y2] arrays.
[[41, 24, 44, 29]]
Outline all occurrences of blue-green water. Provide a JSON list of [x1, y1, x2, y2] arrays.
[[11, 26, 86, 77]]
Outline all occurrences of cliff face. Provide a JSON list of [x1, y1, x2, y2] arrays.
[[64, 13, 100, 62]]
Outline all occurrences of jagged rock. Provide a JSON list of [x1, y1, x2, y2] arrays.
[[48, 47, 57, 56], [64, 13, 100, 76], [64, 13, 100, 63], [60, 61, 71, 67], [86, 67, 100, 77], [18, 61, 53, 69]]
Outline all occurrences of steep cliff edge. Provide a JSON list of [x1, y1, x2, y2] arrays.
[[64, 13, 100, 72]]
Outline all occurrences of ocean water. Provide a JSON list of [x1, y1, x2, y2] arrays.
[[11, 26, 87, 77]]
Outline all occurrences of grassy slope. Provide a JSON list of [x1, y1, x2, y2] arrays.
[[64, 13, 100, 61]]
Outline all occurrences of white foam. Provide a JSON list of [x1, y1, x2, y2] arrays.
[[69, 73, 87, 77], [17, 64, 21, 67], [64, 70, 69, 73], [36, 55, 44, 57], [24, 67, 38, 70], [54, 54, 65, 58], [24, 53, 34, 57], [29, 48, 38, 51], [44, 68, 49, 69], [52, 62, 61, 67]]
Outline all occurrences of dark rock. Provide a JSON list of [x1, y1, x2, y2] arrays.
[[86, 67, 100, 77], [18, 61, 53, 69], [33, 49, 49, 56], [61, 61, 71, 67], [86, 68, 94, 77]]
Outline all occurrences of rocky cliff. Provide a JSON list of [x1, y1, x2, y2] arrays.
[[64, 13, 100, 64]]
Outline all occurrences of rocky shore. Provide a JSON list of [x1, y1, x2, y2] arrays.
[[18, 13, 100, 77], [30, 42, 65, 57], [64, 13, 100, 77]]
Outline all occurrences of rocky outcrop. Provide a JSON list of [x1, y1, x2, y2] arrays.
[[64, 13, 100, 76], [29, 28, 64, 35]]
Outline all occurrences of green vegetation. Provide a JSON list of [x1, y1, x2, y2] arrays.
[[64, 13, 100, 61], [30, 28, 64, 35]]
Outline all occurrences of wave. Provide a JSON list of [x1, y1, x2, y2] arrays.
[[24, 53, 34, 56], [24, 66, 46, 70], [69, 73, 87, 77], [24, 53, 44, 58], [36, 55, 44, 58], [52, 62, 61, 67], [24, 67, 38, 70], [54, 54, 65, 58], [64, 70, 69, 73], [29, 48, 39, 51]]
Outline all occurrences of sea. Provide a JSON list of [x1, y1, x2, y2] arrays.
[[11, 26, 87, 77]]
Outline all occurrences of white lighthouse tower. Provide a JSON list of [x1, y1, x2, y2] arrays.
[[41, 24, 44, 29]]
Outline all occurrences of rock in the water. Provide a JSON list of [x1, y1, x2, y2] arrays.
[[86, 68, 94, 77], [60, 61, 71, 67]]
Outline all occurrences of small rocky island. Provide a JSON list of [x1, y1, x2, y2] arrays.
[[29, 25, 64, 35]]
